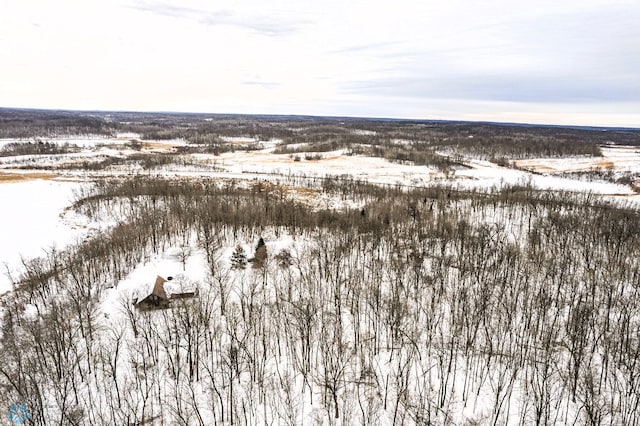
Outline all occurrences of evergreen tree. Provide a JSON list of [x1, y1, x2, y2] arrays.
[[253, 237, 267, 269], [230, 244, 248, 269]]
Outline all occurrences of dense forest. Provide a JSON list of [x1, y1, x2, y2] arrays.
[[1, 175, 639, 425]]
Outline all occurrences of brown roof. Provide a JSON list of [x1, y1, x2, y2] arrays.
[[151, 275, 168, 301]]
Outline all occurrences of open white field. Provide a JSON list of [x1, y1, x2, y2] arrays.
[[0, 178, 87, 294], [210, 146, 639, 198], [514, 145, 640, 174], [455, 156, 636, 195], [1, 136, 638, 198]]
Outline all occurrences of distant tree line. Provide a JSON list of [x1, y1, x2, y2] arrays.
[[0, 141, 81, 157], [5, 109, 640, 163], [0, 109, 112, 138]]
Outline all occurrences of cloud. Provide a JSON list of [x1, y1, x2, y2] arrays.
[[2, 0, 638, 126], [329, 41, 400, 55], [340, 4, 640, 106], [344, 73, 640, 104], [242, 81, 280, 90], [129, 1, 311, 36]]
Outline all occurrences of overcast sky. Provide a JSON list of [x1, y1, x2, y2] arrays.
[[1, 0, 639, 127]]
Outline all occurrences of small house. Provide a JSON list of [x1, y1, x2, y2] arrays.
[[134, 275, 171, 310], [133, 274, 198, 310]]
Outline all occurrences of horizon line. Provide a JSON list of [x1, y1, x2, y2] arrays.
[[1, 105, 638, 132]]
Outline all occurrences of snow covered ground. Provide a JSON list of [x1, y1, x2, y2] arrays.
[[208, 148, 639, 201], [2, 136, 638, 198], [213, 149, 440, 186], [1, 138, 638, 296], [455, 157, 635, 195], [0, 179, 88, 294], [514, 145, 640, 174], [1, 139, 639, 424]]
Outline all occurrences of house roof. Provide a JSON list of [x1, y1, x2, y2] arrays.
[[133, 273, 198, 304], [134, 275, 170, 303], [151, 275, 168, 300]]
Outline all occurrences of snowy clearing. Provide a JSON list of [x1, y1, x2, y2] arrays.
[[514, 145, 640, 174], [0, 179, 88, 294]]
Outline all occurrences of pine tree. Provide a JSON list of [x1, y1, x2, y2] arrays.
[[230, 244, 248, 269], [253, 237, 267, 269]]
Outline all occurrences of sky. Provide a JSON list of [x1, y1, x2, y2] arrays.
[[1, 0, 639, 127]]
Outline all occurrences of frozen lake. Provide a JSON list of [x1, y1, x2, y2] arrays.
[[0, 178, 86, 294]]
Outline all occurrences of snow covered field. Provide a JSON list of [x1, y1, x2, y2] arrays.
[[2, 136, 638, 197], [0, 179, 87, 294], [514, 145, 640, 174], [455, 157, 636, 194], [207, 146, 640, 201]]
